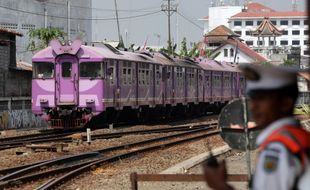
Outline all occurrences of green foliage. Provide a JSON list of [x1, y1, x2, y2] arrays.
[[27, 27, 66, 51], [281, 58, 296, 66], [203, 49, 220, 59], [260, 61, 272, 65], [160, 41, 178, 56], [179, 37, 188, 57], [188, 42, 199, 58]]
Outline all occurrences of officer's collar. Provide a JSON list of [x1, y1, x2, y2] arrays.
[[256, 117, 300, 146]]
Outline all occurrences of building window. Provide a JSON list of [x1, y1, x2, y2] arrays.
[[304, 50, 310, 55], [280, 20, 288, 25], [234, 31, 242, 35], [245, 21, 253, 26], [292, 20, 300, 25], [224, 49, 228, 57], [257, 20, 262, 25], [304, 30, 308, 35], [21, 24, 35, 30], [246, 41, 253, 46], [304, 20, 308, 25], [292, 30, 300, 35], [292, 40, 300, 45], [282, 30, 288, 35], [230, 48, 234, 57], [271, 20, 277, 25], [270, 41, 275, 45], [245, 31, 251, 36], [304, 40, 309, 46], [257, 41, 263, 46], [0, 23, 18, 29], [280, 40, 288, 45], [234, 21, 242, 26]]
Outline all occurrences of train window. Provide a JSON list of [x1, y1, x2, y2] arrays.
[[142, 70, 145, 85], [62, 62, 72, 78], [123, 68, 127, 85], [33, 62, 54, 79], [127, 69, 132, 85], [107, 67, 114, 84], [146, 70, 149, 85], [80, 62, 104, 78]]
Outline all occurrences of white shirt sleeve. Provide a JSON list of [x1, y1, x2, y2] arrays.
[[253, 143, 302, 190]]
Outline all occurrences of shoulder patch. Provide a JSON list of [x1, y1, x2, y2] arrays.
[[263, 155, 279, 173]]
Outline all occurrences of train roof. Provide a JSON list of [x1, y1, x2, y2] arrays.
[[196, 58, 238, 72]]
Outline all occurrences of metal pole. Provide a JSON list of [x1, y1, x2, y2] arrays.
[[44, 5, 47, 28], [168, 0, 171, 54], [243, 97, 251, 181], [114, 0, 121, 42], [67, 0, 71, 40]]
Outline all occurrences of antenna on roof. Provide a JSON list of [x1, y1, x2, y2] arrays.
[[292, 0, 298, 11]]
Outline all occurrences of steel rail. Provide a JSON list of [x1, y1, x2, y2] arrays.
[[0, 123, 217, 151], [37, 129, 219, 190], [0, 125, 218, 189], [0, 152, 100, 181]]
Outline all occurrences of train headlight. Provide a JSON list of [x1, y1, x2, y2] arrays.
[[86, 99, 95, 103], [40, 98, 48, 103]]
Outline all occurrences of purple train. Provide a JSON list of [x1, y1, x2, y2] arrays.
[[32, 40, 245, 128]]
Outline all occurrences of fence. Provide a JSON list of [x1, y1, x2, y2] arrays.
[[0, 97, 47, 130], [130, 173, 248, 190]]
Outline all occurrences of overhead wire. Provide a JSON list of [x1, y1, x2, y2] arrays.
[[31, 0, 160, 13], [0, 4, 161, 21], [176, 11, 204, 30]]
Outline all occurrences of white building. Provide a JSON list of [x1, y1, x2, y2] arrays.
[[200, 2, 308, 56]]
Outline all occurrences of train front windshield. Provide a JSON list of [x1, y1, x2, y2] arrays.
[[33, 62, 54, 79]]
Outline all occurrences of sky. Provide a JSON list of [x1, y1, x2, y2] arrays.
[[92, 0, 307, 49]]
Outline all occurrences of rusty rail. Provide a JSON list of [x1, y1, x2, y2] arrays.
[[130, 173, 249, 190]]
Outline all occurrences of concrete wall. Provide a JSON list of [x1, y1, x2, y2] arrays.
[[0, 0, 92, 63], [0, 97, 47, 130]]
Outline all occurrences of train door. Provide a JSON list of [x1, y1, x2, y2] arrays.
[[154, 65, 162, 105], [55, 55, 78, 105], [198, 69, 203, 103], [164, 66, 172, 105], [119, 61, 135, 107], [105, 60, 118, 108]]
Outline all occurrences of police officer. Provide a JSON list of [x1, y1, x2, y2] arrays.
[[204, 63, 310, 190]]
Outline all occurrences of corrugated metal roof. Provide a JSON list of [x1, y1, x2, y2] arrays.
[[0, 28, 23, 37]]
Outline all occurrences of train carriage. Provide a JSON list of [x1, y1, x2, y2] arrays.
[[32, 40, 244, 128]]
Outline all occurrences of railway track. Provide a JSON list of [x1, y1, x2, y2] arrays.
[[0, 121, 218, 151], [0, 124, 219, 189]]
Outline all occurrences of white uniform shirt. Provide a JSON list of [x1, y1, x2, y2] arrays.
[[252, 117, 303, 190]]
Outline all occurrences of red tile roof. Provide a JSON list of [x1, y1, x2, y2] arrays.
[[0, 28, 23, 37], [205, 25, 240, 37], [231, 11, 307, 19], [251, 17, 282, 36], [215, 39, 267, 63], [245, 2, 275, 12]]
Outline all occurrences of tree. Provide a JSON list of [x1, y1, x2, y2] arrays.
[[188, 42, 199, 58], [179, 37, 188, 57], [204, 49, 220, 59], [27, 27, 66, 51]]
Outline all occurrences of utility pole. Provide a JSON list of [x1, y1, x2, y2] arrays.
[[44, 3, 47, 28], [67, 0, 71, 40], [161, 0, 177, 54], [114, 0, 121, 43], [292, 0, 298, 11]]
